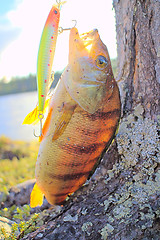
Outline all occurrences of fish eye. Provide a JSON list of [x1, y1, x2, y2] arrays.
[[54, 10, 58, 14], [95, 55, 108, 69]]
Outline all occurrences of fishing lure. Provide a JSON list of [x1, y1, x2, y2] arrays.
[[37, 4, 60, 113], [30, 27, 121, 207], [23, 2, 61, 135]]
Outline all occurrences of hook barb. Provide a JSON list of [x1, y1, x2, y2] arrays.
[[33, 113, 44, 138]]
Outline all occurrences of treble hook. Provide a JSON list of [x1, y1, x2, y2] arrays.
[[33, 112, 44, 138], [58, 20, 77, 34], [56, 0, 66, 9], [56, 0, 61, 8]]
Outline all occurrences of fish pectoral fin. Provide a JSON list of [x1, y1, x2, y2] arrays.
[[30, 183, 44, 208], [22, 99, 50, 125], [52, 102, 76, 141]]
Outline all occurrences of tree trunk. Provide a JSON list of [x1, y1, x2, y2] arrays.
[[22, 1, 160, 239], [115, 0, 160, 119]]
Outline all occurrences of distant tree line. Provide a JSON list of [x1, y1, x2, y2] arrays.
[[0, 59, 117, 96], [0, 71, 62, 96]]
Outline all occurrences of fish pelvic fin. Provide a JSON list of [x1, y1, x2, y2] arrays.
[[22, 99, 50, 125], [30, 183, 44, 208], [39, 106, 53, 142], [52, 102, 77, 141]]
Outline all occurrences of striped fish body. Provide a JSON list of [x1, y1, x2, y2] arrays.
[[34, 28, 121, 205], [37, 5, 60, 113]]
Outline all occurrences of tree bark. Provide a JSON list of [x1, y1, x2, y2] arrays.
[[22, 1, 160, 239], [115, 0, 160, 119]]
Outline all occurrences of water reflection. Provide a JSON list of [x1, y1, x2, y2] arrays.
[[0, 91, 38, 141]]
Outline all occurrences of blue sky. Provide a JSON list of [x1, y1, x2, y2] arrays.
[[0, 0, 20, 52], [0, 0, 117, 80], [0, 0, 16, 15]]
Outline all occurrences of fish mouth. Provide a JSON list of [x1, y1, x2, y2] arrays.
[[80, 29, 99, 52], [68, 27, 100, 62]]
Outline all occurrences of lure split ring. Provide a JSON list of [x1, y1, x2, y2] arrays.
[[58, 20, 77, 34]]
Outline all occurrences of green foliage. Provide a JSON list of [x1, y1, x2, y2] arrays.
[[0, 206, 16, 219], [0, 204, 33, 221], [0, 210, 40, 239], [0, 221, 19, 240], [0, 136, 39, 191], [0, 136, 30, 160], [13, 205, 30, 221], [17, 213, 40, 237], [0, 137, 41, 239], [0, 157, 35, 192], [0, 74, 37, 96]]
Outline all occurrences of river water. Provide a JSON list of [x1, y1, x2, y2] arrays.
[[0, 91, 39, 141]]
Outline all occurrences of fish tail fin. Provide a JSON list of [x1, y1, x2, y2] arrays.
[[22, 99, 50, 125], [30, 183, 44, 208]]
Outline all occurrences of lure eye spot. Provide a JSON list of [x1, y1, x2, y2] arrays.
[[54, 10, 58, 14], [95, 55, 108, 69]]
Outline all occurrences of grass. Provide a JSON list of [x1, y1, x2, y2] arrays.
[[0, 136, 39, 193], [0, 136, 41, 239]]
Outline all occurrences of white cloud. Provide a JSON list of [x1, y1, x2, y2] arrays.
[[0, 0, 117, 80], [0, 0, 54, 79]]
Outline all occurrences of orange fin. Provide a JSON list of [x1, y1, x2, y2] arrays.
[[23, 99, 50, 125], [30, 183, 44, 208], [52, 102, 76, 141], [39, 107, 53, 142]]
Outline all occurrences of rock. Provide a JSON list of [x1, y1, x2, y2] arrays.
[[0, 216, 15, 239], [2, 179, 36, 208], [0, 179, 51, 211]]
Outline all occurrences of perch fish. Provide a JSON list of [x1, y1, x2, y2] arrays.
[[30, 27, 121, 207]]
